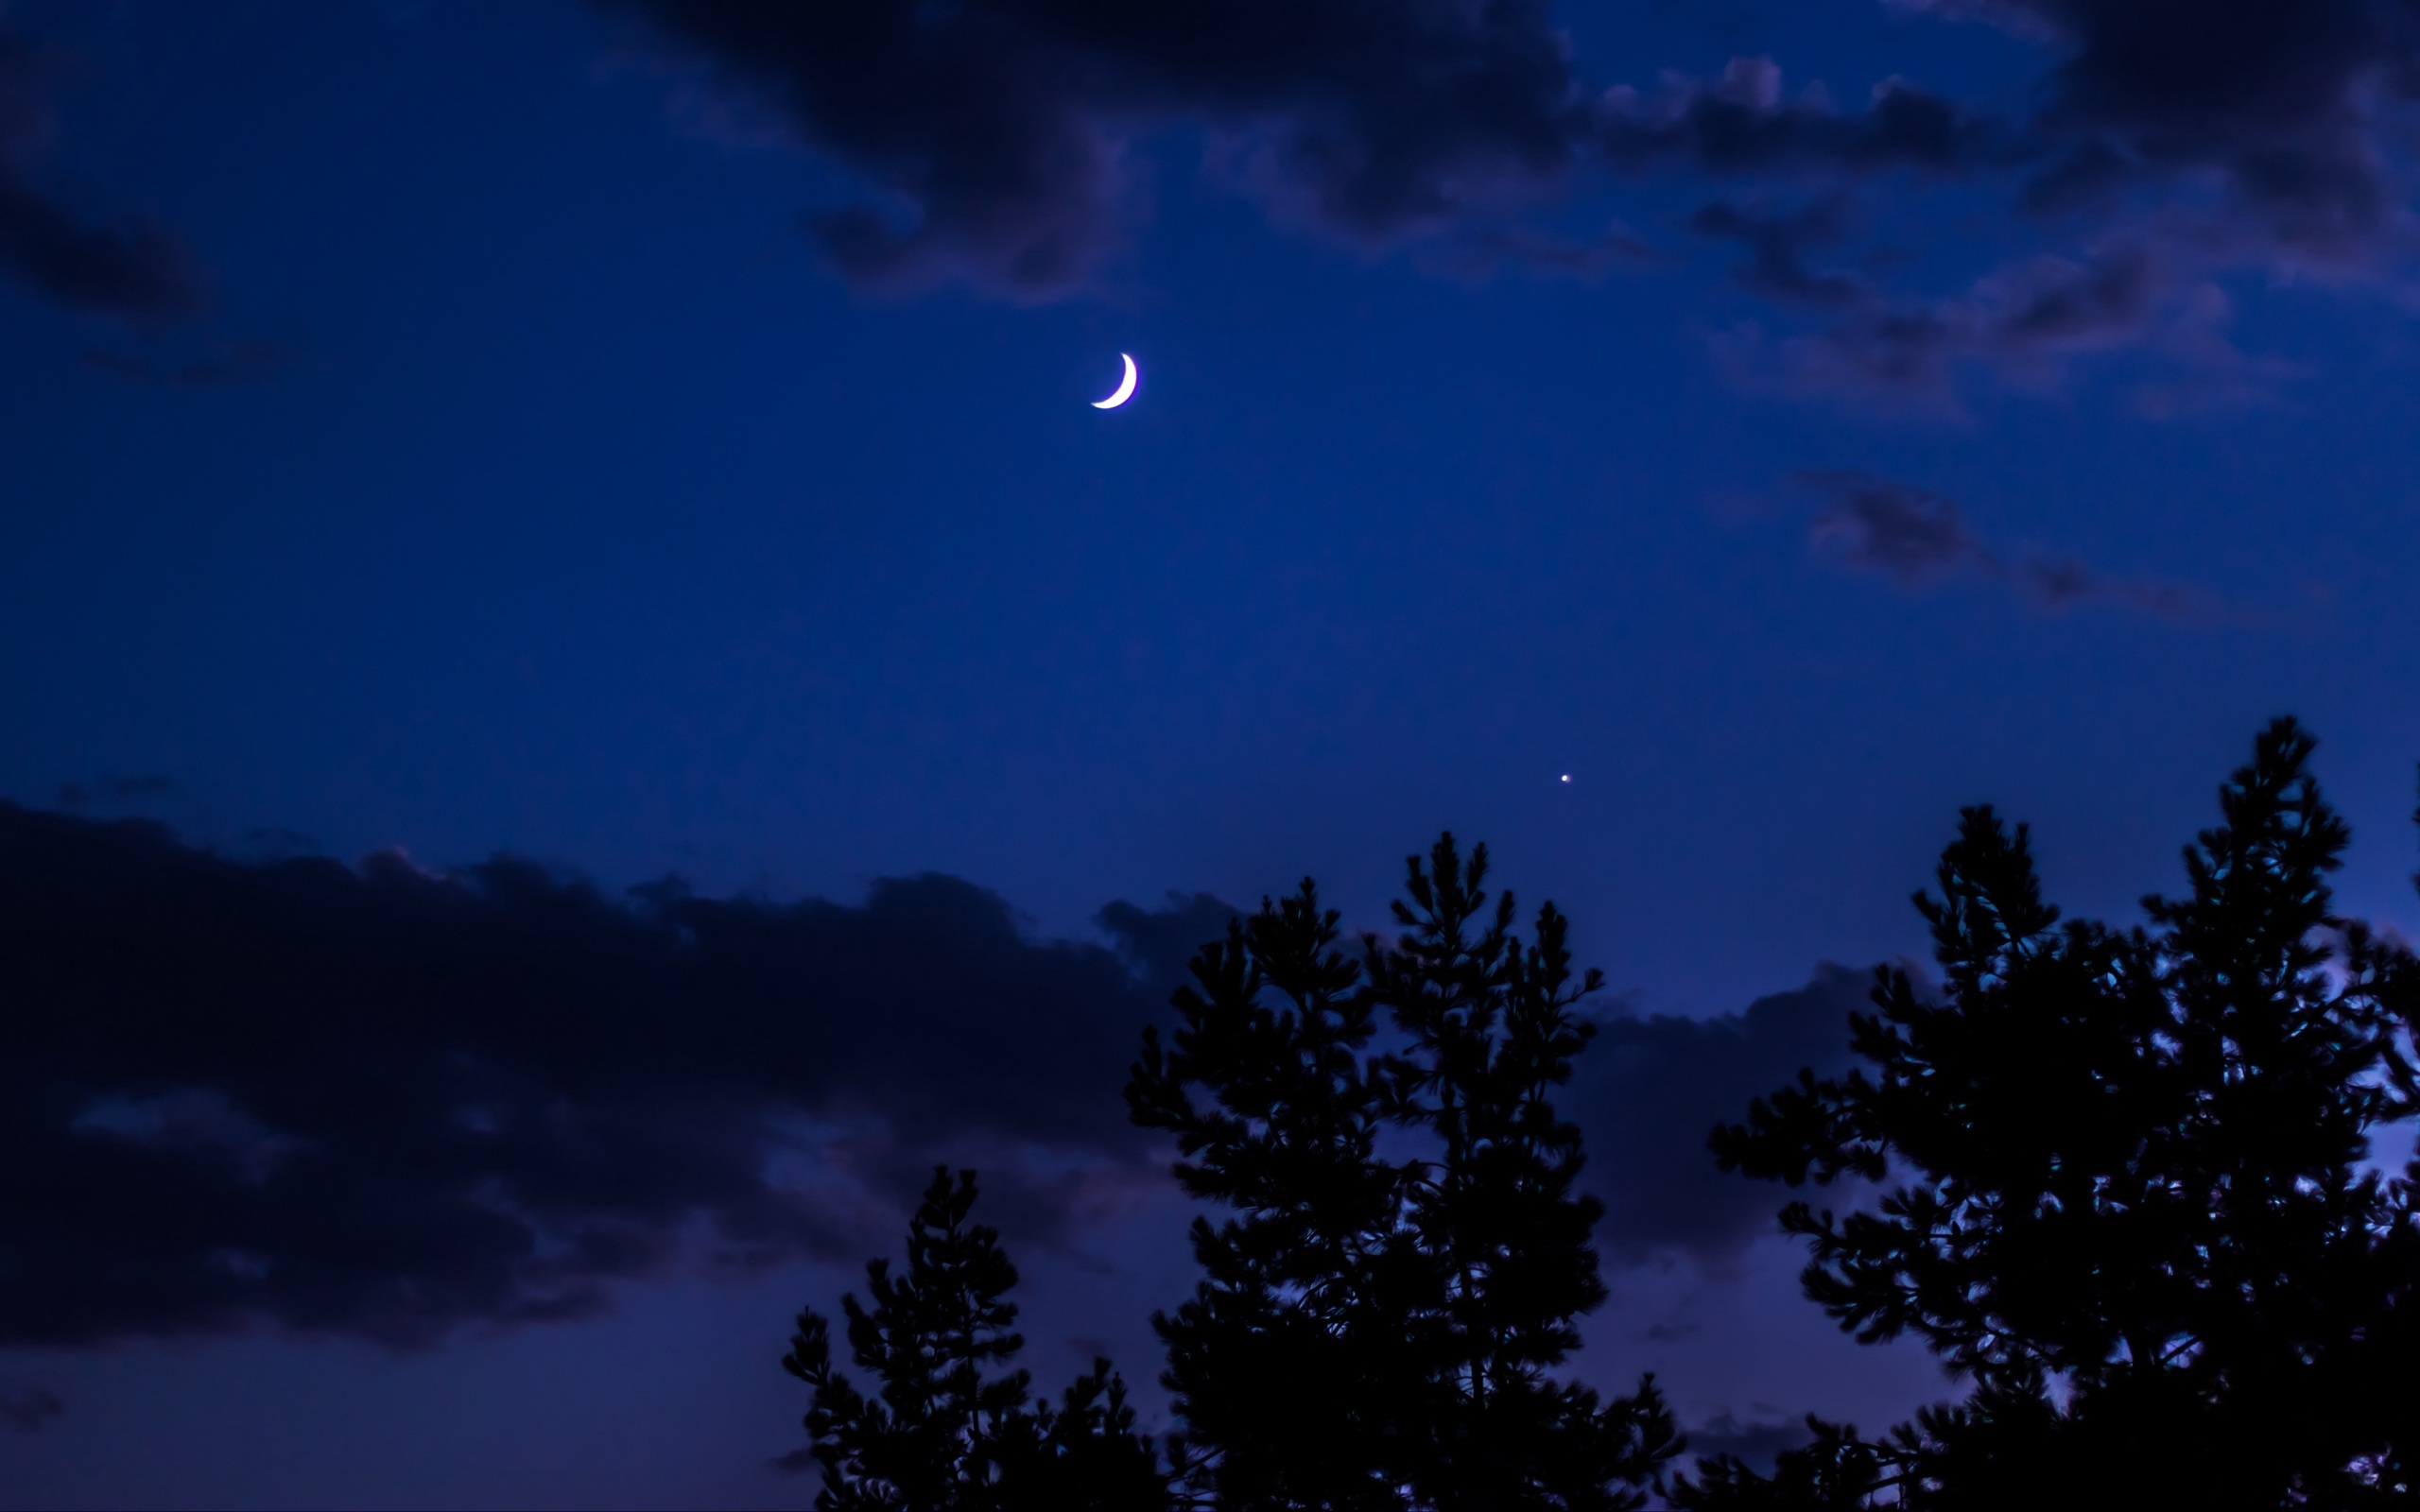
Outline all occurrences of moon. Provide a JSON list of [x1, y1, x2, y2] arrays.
[[1092, 353, 1137, 409]]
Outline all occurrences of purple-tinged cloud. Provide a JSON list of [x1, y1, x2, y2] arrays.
[[600, 0, 1591, 296], [1690, 195, 1861, 306], [1597, 57, 2001, 179], [1572, 967, 1874, 1264], [0, 801, 1896, 1352], [0, 800, 1214, 1350], [54, 772, 177, 809], [579, 0, 2420, 421], [0, 1384, 63, 1432], [1803, 472, 1979, 581], [595, 5, 2001, 297], [1716, 242, 2296, 419], [1794, 469, 2211, 620], [0, 26, 202, 323], [1682, 1409, 1817, 1475], [1904, 0, 2420, 257]]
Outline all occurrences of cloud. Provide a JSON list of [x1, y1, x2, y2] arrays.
[[1792, 469, 2212, 619], [1803, 471, 1980, 581], [1715, 241, 2298, 418], [600, 0, 1591, 295], [1643, 12, 2420, 400], [1095, 890, 1242, 1001], [1566, 967, 1872, 1265], [0, 26, 203, 323], [2004, 0, 2414, 256], [596, 5, 1998, 298], [54, 773, 177, 809], [1597, 58, 2001, 178], [0, 1384, 64, 1432], [579, 0, 2420, 414], [1682, 1409, 1817, 1473], [0, 802, 1992, 1352], [0, 802, 1216, 1350], [1691, 195, 1862, 306]]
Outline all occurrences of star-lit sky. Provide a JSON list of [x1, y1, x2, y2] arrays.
[[3, 1, 2418, 1505]]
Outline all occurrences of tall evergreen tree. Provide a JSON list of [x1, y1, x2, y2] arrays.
[[783, 1166, 1167, 1511], [1128, 876, 1424, 1510], [1673, 719, 2420, 1510], [1365, 836, 1680, 1509], [1130, 835, 1678, 1510]]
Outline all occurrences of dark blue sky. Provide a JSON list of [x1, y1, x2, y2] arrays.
[[3, 0, 2418, 1504]]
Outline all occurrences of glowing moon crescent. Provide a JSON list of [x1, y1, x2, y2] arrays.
[[1092, 353, 1137, 409]]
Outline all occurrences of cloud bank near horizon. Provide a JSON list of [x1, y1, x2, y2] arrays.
[[0, 801, 1869, 1352]]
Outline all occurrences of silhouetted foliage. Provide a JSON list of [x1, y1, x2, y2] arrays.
[[1673, 719, 2420, 1510], [783, 1167, 1167, 1511], [1130, 834, 1680, 1510]]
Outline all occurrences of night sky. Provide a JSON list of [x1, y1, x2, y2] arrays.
[[4, 0, 2419, 1505]]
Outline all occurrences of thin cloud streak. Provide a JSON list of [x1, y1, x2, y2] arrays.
[[1794, 469, 2216, 619], [0, 25, 203, 323]]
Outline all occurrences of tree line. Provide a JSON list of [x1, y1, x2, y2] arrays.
[[781, 718, 2419, 1510]]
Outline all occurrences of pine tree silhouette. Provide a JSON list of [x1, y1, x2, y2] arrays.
[[1672, 719, 2420, 1510], [1130, 834, 1679, 1510], [783, 1166, 1167, 1511]]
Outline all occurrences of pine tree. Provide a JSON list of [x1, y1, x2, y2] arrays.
[[1366, 836, 1680, 1510], [1127, 878, 1423, 1509], [783, 1166, 1167, 1511], [1673, 719, 2420, 1510], [1129, 835, 1678, 1509]]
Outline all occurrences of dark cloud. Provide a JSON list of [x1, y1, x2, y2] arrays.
[[0, 26, 202, 323], [1663, 9, 2419, 404], [54, 773, 177, 809], [1675, 1, 2420, 404], [1409, 217, 1662, 284], [0, 802, 1205, 1350], [0, 1384, 64, 1432], [602, 0, 1591, 295], [1779, 243, 2163, 406], [2012, 553, 2207, 617], [1904, 0, 2420, 256], [81, 341, 296, 390], [597, 4, 1998, 296], [1691, 195, 1860, 306], [1792, 469, 2211, 619], [1682, 1409, 1817, 1474], [1567, 967, 1870, 1265], [1095, 890, 1240, 1001], [1716, 242, 2297, 418], [1597, 58, 2000, 178], [583, 0, 2420, 408], [1802, 471, 1982, 581]]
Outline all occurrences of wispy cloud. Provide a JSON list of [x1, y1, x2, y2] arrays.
[[1794, 469, 2215, 619], [55, 773, 177, 809], [0, 25, 203, 323], [0, 1384, 63, 1432]]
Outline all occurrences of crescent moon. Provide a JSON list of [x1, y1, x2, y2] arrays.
[[1092, 353, 1137, 409]]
